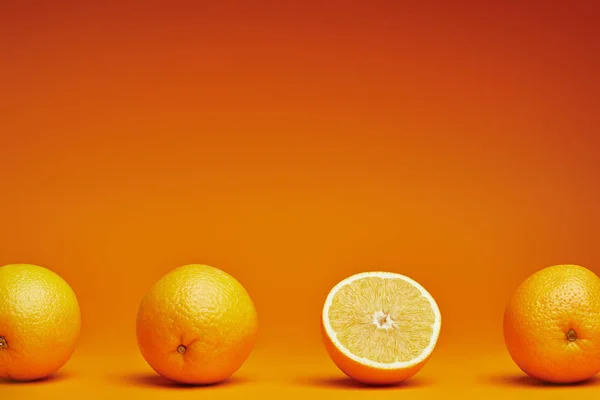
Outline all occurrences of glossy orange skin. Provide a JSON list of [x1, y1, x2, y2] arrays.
[[0, 264, 81, 381], [136, 264, 258, 384], [504, 264, 600, 383]]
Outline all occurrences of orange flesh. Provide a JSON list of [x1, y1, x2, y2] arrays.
[[328, 277, 436, 363]]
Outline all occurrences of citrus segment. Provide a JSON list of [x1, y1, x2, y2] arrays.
[[322, 272, 441, 384]]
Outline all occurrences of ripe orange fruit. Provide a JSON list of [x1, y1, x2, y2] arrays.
[[0, 264, 81, 381], [322, 272, 441, 385], [136, 264, 258, 384], [504, 264, 600, 383]]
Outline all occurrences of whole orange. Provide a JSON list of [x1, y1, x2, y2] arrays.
[[504, 264, 600, 383], [136, 264, 258, 384], [0, 264, 81, 381]]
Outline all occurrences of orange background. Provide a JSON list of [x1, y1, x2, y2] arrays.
[[2, 1, 600, 398]]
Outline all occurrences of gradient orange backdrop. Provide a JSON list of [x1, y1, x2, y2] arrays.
[[2, 1, 600, 398]]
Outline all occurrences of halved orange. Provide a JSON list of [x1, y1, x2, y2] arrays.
[[322, 272, 441, 385]]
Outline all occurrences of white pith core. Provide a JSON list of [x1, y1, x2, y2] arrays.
[[373, 311, 395, 330], [323, 271, 441, 370]]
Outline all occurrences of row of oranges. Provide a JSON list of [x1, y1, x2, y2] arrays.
[[1, 263, 598, 385]]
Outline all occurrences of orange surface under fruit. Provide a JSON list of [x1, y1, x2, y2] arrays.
[[0, 264, 81, 381], [322, 272, 441, 385], [504, 264, 600, 383], [136, 264, 258, 385]]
